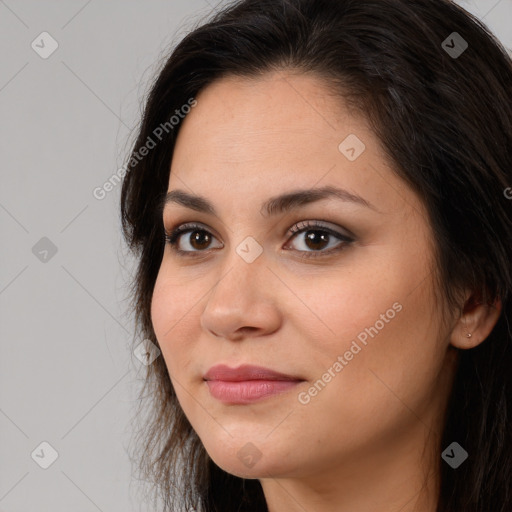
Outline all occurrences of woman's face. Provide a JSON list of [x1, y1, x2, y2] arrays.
[[151, 70, 457, 481]]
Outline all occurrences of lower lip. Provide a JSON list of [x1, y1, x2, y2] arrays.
[[205, 380, 302, 404]]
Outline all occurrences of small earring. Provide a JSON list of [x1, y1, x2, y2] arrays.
[[466, 333, 472, 338]]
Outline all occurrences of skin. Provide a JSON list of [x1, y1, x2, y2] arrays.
[[151, 70, 501, 512]]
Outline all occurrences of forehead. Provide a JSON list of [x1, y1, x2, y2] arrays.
[[168, 71, 421, 221], [173, 70, 364, 156]]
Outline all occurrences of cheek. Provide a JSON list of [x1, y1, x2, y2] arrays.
[[297, 253, 444, 411], [312, 278, 444, 426], [294, 264, 403, 363], [150, 276, 172, 343], [150, 272, 197, 375]]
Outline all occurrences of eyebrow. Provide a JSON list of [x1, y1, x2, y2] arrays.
[[161, 185, 377, 218]]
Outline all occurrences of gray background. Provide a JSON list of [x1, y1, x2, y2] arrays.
[[0, 1, 510, 511]]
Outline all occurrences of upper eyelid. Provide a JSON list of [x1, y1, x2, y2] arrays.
[[289, 219, 354, 237], [165, 221, 221, 240], [164, 220, 353, 243]]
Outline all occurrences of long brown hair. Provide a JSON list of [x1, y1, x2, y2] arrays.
[[120, 0, 512, 510]]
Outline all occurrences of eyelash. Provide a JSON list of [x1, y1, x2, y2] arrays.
[[163, 220, 354, 259]]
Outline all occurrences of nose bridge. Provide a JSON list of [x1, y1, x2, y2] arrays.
[[210, 238, 268, 305], [199, 241, 281, 338]]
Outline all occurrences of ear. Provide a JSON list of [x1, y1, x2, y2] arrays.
[[450, 290, 502, 349]]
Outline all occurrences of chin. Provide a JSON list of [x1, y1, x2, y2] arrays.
[[207, 451, 285, 479], [202, 435, 298, 479]]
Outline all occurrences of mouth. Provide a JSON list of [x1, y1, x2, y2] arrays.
[[203, 364, 305, 404]]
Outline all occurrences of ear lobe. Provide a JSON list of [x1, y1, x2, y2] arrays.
[[450, 293, 502, 349]]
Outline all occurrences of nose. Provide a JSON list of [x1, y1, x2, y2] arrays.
[[199, 250, 282, 341]]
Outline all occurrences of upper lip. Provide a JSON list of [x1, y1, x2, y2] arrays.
[[204, 364, 303, 382]]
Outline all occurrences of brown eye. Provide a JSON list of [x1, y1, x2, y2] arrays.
[[284, 220, 353, 258], [164, 223, 223, 254], [164, 220, 353, 259], [187, 230, 213, 250], [302, 231, 331, 251]]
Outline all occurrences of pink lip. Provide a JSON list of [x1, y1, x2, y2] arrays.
[[204, 364, 304, 404]]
